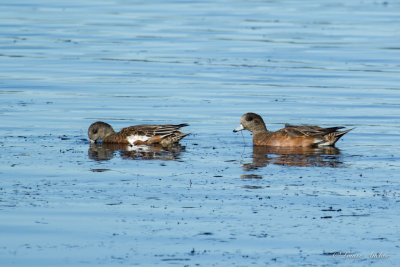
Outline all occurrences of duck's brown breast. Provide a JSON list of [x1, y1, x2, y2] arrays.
[[103, 133, 130, 144], [253, 132, 316, 147]]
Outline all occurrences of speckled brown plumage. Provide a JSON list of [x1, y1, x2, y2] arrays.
[[88, 121, 189, 147]]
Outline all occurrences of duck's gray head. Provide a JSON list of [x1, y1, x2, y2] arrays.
[[88, 121, 115, 143], [233, 113, 267, 134]]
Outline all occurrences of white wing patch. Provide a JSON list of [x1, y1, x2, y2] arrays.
[[315, 138, 330, 146], [127, 135, 150, 145]]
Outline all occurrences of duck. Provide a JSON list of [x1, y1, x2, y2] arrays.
[[88, 121, 189, 147], [233, 113, 353, 147]]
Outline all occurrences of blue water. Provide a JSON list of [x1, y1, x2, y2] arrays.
[[1, 0, 400, 266]]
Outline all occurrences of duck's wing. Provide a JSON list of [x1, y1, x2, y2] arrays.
[[153, 123, 189, 137], [119, 124, 189, 138], [280, 124, 345, 138]]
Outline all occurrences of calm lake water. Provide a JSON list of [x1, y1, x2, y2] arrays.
[[1, 0, 400, 266]]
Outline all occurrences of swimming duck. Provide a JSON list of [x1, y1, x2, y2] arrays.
[[234, 113, 352, 147], [88, 121, 189, 147]]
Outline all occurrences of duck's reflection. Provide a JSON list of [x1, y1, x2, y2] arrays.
[[88, 143, 185, 161], [242, 146, 343, 171]]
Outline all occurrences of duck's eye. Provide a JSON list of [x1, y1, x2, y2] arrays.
[[246, 116, 253, 122], [92, 129, 98, 134]]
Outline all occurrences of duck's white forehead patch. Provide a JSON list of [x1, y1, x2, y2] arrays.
[[127, 135, 150, 145]]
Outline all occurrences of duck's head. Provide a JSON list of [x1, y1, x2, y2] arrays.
[[88, 121, 115, 143], [233, 113, 267, 134]]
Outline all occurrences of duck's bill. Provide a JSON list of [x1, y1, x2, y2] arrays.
[[233, 124, 244, 132]]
